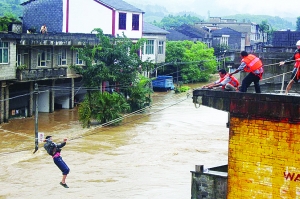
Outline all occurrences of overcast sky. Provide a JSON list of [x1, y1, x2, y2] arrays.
[[125, 0, 299, 19]]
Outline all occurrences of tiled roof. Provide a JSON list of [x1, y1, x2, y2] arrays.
[[166, 29, 192, 41], [21, 0, 144, 13], [20, 0, 36, 6], [143, 22, 169, 34], [211, 27, 241, 37], [95, 0, 144, 13], [175, 24, 205, 38]]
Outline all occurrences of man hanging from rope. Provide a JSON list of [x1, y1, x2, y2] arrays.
[[44, 136, 70, 188], [279, 40, 300, 95], [229, 51, 264, 93]]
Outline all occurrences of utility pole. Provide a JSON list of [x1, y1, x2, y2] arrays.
[[176, 60, 179, 86], [33, 83, 39, 154]]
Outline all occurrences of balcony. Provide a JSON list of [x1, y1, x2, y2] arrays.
[[19, 33, 100, 46], [16, 67, 67, 81]]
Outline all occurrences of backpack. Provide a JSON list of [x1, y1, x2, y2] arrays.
[[44, 141, 57, 156]]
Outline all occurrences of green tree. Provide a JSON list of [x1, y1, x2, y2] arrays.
[[259, 20, 270, 45], [126, 75, 152, 112], [296, 17, 300, 31], [78, 91, 130, 128], [163, 40, 217, 83], [0, 0, 23, 18], [0, 13, 20, 31], [71, 29, 153, 127]]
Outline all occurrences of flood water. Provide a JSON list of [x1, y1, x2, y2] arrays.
[[0, 83, 229, 199]]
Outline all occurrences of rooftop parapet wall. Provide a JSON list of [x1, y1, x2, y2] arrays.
[[193, 89, 300, 198], [19, 33, 100, 46], [192, 89, 300, 123]]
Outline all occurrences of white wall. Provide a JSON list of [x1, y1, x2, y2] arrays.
[[141, 35, 167, 63], [114, 11, 142, 39], [63, 0, 112, 34], [56, 96, 70, 109], [38, 91, 50, 113], [62, 0, 143, 39]]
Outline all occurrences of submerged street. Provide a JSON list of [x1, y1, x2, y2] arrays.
[[0, 88, 229, 199]]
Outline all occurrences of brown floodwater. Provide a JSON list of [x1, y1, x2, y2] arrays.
[[0, 83, 229, 199]]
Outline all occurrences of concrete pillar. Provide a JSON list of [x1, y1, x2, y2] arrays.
[[38, 89, 50, 113], [70, 78, 74, 109], [4, 85, 9, 122], [49, 80, 55, 113], [0, 81, 5, 123], [0, 81, 9, 123], [29, 82, 33, 117]]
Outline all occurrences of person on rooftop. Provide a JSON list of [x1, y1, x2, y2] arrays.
[[229, 51, 264, 93], [279, 40, 300, 95]]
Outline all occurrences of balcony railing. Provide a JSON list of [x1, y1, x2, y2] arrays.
[[16, 67, 67, 81]]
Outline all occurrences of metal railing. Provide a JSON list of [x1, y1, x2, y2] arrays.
[[16, 67, 67, 81]]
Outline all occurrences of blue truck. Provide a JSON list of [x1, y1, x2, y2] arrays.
[[152, 76, 175, 91]]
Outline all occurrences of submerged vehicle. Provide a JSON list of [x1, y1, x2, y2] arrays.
[[152, 76, 175, 91]]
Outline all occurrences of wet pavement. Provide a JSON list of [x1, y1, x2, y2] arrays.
[[0, 84, 229, 199]]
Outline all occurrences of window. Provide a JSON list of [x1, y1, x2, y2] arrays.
[[76, 52, 83, 65], [17, 53, 21, 66], [158, 41, 164, 54], [119, 13, 127, 30], [144, 40, 154, 55], [37, 51, 46, 66], [132, 14, 139, 30], [46, 49, 51, 61], [221, 35, 229, 46], [0, 42, 9, 64], [58, 49, 67, 65]]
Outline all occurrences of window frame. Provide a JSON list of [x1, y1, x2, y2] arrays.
[[58, 48, 67, 66], [46, 48, 51, 61], [144, 40, 154, 55], [119, 13, 127, 30], [37, 51, 46, 67], [132, 14, 139, 30], [0, 42, 9, 64], [158, 41, 164, 54], [17, 53, 22, 66], [76, 52, 83, 65]]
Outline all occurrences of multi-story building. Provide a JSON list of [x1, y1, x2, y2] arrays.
[[142, 22, 169, 64], [21, 0, 167, 64], [0, 25, 101, 123], [211, 27, 244, 52], [194, 17, 264, 52], [21, 0, 144, 39], [0, 0, 168, 123], [167, 24, 212, 48], [271, 29, 300, 52]]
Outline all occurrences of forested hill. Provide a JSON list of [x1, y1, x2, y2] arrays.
[[222, 14, 296, 30], [0, 0, 24, 18], [130, 2, 296, 31]]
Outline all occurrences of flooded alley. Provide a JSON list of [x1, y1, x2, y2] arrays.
[[0, 89, 229, 199]]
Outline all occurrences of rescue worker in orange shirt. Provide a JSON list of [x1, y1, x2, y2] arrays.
[[229, 51, 264, 93], [202, 69, 239, 91], [279, 40, 300, 94]]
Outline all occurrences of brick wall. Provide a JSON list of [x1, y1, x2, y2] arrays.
[[22, 0, 63, 33], [228, 117, 300, 198], [192, 90, 300, 198]]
